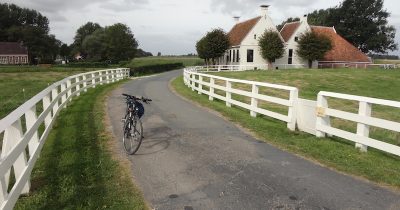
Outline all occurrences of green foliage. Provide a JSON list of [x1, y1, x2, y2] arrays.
[[196, 29, 230, 64], [129, 63, 184, 76], [296, 31, 332, 68], [136, 48, 153, 57], [258, 30, 285, 65], [63, 62, 110, 68], [72, 22, 102, 55], [0, 3, 61, 63], [128, 56, 204, 68]]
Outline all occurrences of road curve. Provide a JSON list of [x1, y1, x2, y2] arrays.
[[106, 70, 400, 210]]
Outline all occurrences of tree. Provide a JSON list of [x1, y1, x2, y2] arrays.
[[296, 31, 332, 68], [60, 44, 70, 60], [103, 23, 138, 63], [136, 49, 153, 57], [72, 22, 102, 56], [196, 29, 229, 65], [196, 37, 210, 64], [258, 30, 285, 69], [82, 28, 107, 61], [330, 0, 397, 53]]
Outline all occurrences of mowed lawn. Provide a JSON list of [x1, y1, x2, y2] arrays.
[[128, 56, 204, 68]]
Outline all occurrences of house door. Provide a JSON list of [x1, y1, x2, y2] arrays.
[[288, 49, 293, 64]]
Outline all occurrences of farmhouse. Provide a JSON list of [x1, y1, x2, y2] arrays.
[[0, 42, 29, 65], [222, 5, 371, 69]]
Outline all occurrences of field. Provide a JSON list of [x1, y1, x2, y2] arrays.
[[172, 68, 400, 187], [374, 59, 400, 65], [127, 56, 204, 68]]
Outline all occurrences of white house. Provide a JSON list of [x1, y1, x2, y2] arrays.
[[222, 5, 371, 69]]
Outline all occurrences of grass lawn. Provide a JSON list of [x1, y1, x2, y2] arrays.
[[374, 59, 400, 65], [14, 81, 147, 210], [128, 56, 204, 68], [171, 69, 400, 188]]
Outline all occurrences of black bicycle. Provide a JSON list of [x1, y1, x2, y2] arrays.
[[122, 93, 152, 155]]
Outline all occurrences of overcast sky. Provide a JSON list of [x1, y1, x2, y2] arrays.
[[2, 0, 400, 55]]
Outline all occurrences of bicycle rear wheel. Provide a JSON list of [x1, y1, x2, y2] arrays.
[[123, 117, 143, 155]]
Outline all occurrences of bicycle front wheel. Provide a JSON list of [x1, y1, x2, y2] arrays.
[[123, 117, 143, 155]]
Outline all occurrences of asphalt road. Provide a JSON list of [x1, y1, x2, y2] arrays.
[[106, 70, 400, 210]]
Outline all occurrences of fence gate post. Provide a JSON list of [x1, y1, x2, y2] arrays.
[[356, 101, 371, 152], [316, 94, 331, 137], [2, 119, 30, 194], [287, 89, 298, 131], [250, 84, 259, 117], [209, 78, 215, 101], [226, 80, 232, 107], [198, 76, 203, 95]]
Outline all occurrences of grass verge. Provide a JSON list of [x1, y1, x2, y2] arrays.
[[171, 76, 400, 189], [15, 80, 147, 210]]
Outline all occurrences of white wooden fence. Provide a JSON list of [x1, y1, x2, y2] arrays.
[[184, 67, 299, 131], [0, 68, 129, 210], [183, 66, 400, 157]]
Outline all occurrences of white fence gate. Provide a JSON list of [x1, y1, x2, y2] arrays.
[[0, 68, 129, 210], [183, 66, 400, 157]]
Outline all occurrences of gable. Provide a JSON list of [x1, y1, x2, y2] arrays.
[[311, 26, 370, 62], [228, 17, 261, 46], [280, 22, 300, 42]]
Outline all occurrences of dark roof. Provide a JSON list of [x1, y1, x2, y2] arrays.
[[0, 42, 28, 55], [280, 21, 300, 42], [311, 26, 370, 62], [228, 17, 261, 46]]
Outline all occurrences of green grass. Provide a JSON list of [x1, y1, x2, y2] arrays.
[[374, 59, 400, 65], [0, 66, 103, 73], [15, 81, 147, 210], [172, 75, 400, 188], [128, 56, 204, 68]]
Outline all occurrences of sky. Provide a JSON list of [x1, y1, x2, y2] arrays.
[[2, 0, 400, 56]]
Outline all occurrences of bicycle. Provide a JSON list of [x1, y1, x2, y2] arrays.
[[122, 93, 152, 155]]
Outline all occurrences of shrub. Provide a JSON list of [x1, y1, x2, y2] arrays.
[[129, 63, 184, 76]]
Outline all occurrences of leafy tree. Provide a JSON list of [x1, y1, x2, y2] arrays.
[[296, 31, 332, 68], [82, 28, 107, 61], [136, 48, 153, 57], [258, 30, 285, 68], [277, 17, 300, 31], [196, 29, 229, 65], [196, 37, 210, 64], [103, 23, 138, 63], [72, 22, 102, 56], [60, 44, 70, 60]]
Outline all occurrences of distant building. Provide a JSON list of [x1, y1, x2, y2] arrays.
[[0, 42, 29, 65], [222, 5, 371, 69]]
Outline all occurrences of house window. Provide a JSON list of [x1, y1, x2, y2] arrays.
[[247, 49, 254, 63], [236, 50, 240, 62], [288, 49, 293, 64], [295, 37, 299, 42], [254, 34, 257, 39], [230, 50, 232, 62], [233, 50, 236, 62]]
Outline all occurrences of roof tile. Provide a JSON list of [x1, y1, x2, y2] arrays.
[[0, 42, 28, 55], [280, 22, 300, 42], [228, 17, 261, 46]]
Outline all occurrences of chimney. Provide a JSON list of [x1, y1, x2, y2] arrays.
[[233, 16, 240, 23], [301, 14, 308, 23], [260, 5, 269, 17]]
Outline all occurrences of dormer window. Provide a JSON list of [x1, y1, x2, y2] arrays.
[[295, 36, 299, 42]]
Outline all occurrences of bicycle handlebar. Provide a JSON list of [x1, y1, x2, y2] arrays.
[[122, 94, 152, 104]]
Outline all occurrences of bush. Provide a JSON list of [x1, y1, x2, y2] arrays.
[[118, 60, 130, 67], [63, 62, 110, 68], [129, 63, 184, 76]]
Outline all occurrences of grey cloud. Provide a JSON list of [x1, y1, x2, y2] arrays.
[[99, 0, 149, 12]]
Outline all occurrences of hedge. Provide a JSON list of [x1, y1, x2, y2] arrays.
[[129, 63, 184, 76], [61, 62, 110, 68]]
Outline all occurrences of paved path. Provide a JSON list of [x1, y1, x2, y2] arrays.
[[107, 70, 400, 210]]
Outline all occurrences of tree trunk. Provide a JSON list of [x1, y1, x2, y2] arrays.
[[268, 61, 273, 70], [308, 60, 312, 69]]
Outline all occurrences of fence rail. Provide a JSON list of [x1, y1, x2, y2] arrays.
[[184, 67, 298, 130], [0, 68, 129, 210], [183, 66, 400, 158]]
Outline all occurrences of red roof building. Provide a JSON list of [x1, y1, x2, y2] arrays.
[[0, 42, 29, 65]]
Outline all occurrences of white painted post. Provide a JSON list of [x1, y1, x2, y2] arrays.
[[42, 93, 52, 127], [66, 79, 72, 101], [250, 84, 259, 117], [106, 71, 110, 84], [52, 88, 59, 115], [316, 94, 331, 137], [287, 89, 299, 131], [91, 73, 96, 88], [191, 74, 195, 91], [198, 76, 203, 95], [218, 66, 221, 72], [76, 76, 81, 96], [226, 80, 232, 107], [99, 71, 103, 85], [111, 70, 115, 82], [82, 74, 87, 92], [61, 82, 67, 107], [209, 78, 215, 101], [356, 101, 371, 152], [25, 105, 39, 161], [2, 119, 30, 194], [0, 176, 7, 206]]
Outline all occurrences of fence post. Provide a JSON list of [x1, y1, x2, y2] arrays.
[[198, 76, 203, 95], [82, 74, 87, 92], [52, 88, 59, 115], [191, 74, 195, 91], [42, 93, 52, 127], [92, 73, 96, 88], [226, 80, 232, 107], [316, 93, 331, 137], [287, 89, 298, 131], [66, 79, 72, 101], [61, 82, 67, 106], [356, 101, 371, 152], [111, 70, 115, 82], [106, 71, 110, 84], [250, 84, 259, 117], [76, 76, 81, 96], [99, 71, 103, 85], [218, 66, 221, 72], [2, 119, 30, 194], [209, 78, 215, 101], [25, 105, 40, 160]]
